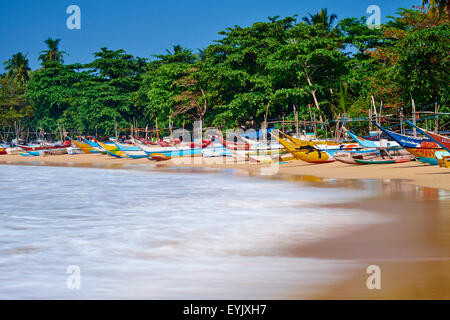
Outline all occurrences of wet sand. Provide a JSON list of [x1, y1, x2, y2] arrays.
[[1, 153, 449, 299], [1, 153, 449, 190]]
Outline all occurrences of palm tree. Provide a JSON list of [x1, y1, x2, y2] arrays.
[[38, 38, 67, 64], [302, 8, 338, 32], [3, 52, 31, 85]]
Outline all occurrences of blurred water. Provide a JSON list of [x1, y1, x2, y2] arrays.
[[0, 165, 384, 299]]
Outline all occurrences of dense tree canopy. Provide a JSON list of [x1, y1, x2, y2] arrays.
[[1, 5, 448, 136]]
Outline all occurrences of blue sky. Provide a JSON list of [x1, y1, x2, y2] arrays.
[[1, 0, 421, 72]]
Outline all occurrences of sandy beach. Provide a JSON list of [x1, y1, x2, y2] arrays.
[[1, 153, 449, 299]]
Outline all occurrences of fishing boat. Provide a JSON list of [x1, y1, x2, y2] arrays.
[[148, 147, 205, 161], [213, 135, 250, 150], [270, 132, 335, 163], [18, 141, 69, 152], [5, 147, 22, 155], [406, 121, 450, 153], [148, 139, 212, 160], [67, 137, 100, 154], [66, 147, 83, 155], [0, 147, 6, 155], [111, 140, 148, 159], [334, 150, 379, 164], [335, 148, 413, 165], [277, 130, 361, 157], [354, 157, 412, 165], [342, 127, 400, 149], [18, 147, 68, 157], [373, 122, 442, 165], [435, 151, 450, 168], [93, 139, 128, 158]]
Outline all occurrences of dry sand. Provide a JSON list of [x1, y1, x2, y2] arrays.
[[1, 153, 449, 299]]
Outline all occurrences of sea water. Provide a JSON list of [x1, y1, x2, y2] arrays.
[[0, 164, 384, 299]]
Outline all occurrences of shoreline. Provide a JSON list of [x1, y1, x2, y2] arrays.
[[1, 154, 449, 299], [1, 153, 449, 191]]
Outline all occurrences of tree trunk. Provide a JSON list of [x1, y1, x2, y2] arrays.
[[304, 68, 323, 123]]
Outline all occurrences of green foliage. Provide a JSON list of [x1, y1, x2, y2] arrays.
[[3, 52, 31, 85], [1, 5, 448, 135], [38, 38, 67, 65]]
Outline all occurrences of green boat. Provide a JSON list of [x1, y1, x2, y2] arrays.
[[354, 157, 412, 165]]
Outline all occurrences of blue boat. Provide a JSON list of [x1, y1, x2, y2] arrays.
[[343, 127, 400, 149], [373, 122, 441, 165], [373, 123, 434, 148]]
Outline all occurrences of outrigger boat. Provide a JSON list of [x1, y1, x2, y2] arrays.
[[335, 149, 413, 165], [342, 127, 400, 149], [405, 121, 450, 167], [406, 121, 450, 153], [270, 132, 335, 164], [67, 137, 105, 154], [276, 130, 363, 157], [93, 139, 128, 158], [132, 137, 212, 161], [373, 122, 442, 165], [111, 140, 148, 159]]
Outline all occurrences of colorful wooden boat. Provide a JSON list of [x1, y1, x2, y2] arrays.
[[354, 157, 412, 165], [213, 135, 250, 150], [93, 139, 128, 158], [5, 147, 22, 155], [435, 151, 450, 167], [111, 140, 148, 159], [147, 147, 205, 160], [270, 132, 335, 163], [18, 142, 67, 151], [278, 130, 361, 156], [406, 121, 450, 153], [0, 147, 7, 155], [342, 127, 400, 149], [373, 122, 442, 165], [68, 138, 96, 154]]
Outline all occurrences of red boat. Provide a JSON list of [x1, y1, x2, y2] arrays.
[[407, 121, 450, 153], [419, 130, 450, 152], [212, 135, 250, 150], [18, 141, 70, 151]]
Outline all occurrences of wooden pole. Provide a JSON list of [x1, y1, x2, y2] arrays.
[[145, 125, 148, 142], [156, 118, 159, 141], [294, 105, 299, 138], [169, 116, 173, 141], [412, 98, 417, 137], [400, 108, 404, 134], [435, 103, 439, 133], [114, 117, 118, 140]]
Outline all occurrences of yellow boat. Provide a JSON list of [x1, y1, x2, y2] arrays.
[[278, 130, 358, 149], [271, 132, 335, 163], [70, 139, 95, 154], [94, 139, 128, 158]]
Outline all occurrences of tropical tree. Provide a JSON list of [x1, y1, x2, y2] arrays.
[[3, 52, 31, 85], [302, 8, 338, 32], [38, 38, 67, 64], [422, 0, 450, 19]]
